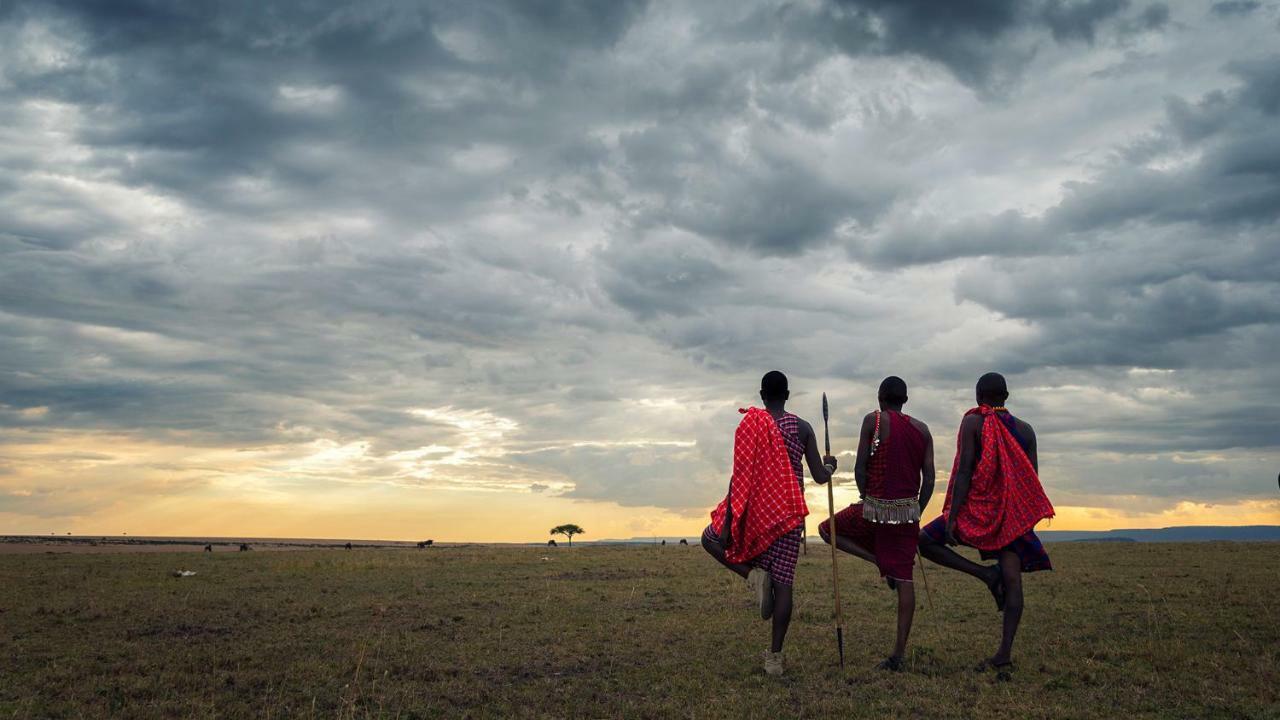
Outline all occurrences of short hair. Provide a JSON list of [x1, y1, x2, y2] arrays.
[[760, 370, 789, 401], [976, 372, 1009, 402], [878, 376, 908, 404]]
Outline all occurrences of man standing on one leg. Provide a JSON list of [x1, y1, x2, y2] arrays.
[[818, 377, 934, 671], [918, 372, 1055, 679], [702, 370, 834, 677]]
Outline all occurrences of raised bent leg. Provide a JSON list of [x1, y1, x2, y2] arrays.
[[918, 530, 1005, 609], [702, 528, 751, 579], [991, 549, 1023, 665], [818, 518, 878, 565], [917, 530, 990, 580]]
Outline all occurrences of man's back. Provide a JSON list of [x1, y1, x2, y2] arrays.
[[969, 411, 1038, 472]]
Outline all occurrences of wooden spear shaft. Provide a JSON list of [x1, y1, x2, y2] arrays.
[[822, 393, 845, 667]]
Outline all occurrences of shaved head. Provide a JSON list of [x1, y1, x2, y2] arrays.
[[976, 372, 1009, 405], [879, 376, 908, 405], [760, 370, 789, 402]]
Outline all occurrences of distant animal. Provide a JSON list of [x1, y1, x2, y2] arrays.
[[204, 544, 212, 553], [661, 539, 666, 546], [239, 544, 250, 552], [679, 538, 688, 546], [547, 539, 557, 547], [345, 542, 352, 550]]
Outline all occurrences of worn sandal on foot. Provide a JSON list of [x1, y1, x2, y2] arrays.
[[876, 656, 905, 672], [974, 657, 1013, 681]]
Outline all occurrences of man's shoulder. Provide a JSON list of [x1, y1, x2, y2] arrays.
[[907, 415, 931, 436], [1014, 417, 1036, 436], [960, 413, 984, 436]]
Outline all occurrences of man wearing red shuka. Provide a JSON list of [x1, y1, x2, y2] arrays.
[[918, 372, 1055, 681], [819, 376, 934, 673], [702, 371, 835, 677]]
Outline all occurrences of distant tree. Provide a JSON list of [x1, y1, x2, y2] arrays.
[[550, 524, 585, 547]]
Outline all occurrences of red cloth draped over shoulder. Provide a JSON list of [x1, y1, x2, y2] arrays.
[[710, 408, 809, 564], [942, 406, 1054, 551]]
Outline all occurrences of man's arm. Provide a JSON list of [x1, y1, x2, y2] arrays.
[[800, 419, 835, 485], [852, 412, 875, 498], [1023, 422, 1038, 473], [944, 414, 982, 545], [918, 423, 935, 514]]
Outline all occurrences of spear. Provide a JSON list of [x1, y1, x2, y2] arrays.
[[822, 392, 845, 667]]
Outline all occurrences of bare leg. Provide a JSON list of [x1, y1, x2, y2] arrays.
[[991, 550, 1023, 665], [891, 581, 915, 660], [770, 582, 793, 653], [702, 531, 751, 579], [819, 520, 878, 565], [918, 531, 1003, 608], [917, 531, 990, 579]]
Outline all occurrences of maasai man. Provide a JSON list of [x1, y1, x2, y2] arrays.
[[918, 372, 1055, 678], [818, 376, 934, 671], [702, 370, 835, 676]]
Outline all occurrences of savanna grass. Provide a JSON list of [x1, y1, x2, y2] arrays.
[[1, 542, 1276, 718]]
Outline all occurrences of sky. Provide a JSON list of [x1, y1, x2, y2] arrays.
[[1, 0, 1278, 542]]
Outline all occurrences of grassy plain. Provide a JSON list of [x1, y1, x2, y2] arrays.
[[1, 541, 1277, 719]]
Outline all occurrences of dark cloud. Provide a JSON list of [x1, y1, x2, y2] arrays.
[[792, 0, 1147, 91], [0, 0, 1276, 526], [1210, 0, 1262, 16]]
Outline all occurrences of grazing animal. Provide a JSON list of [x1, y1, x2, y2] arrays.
[[661, 539, 667, 546], [239, 544, 250, 552], [679, 538, 688, 546], [204, 544, 212, 553], [547, 539, 557, 547], [345, 542, 352, 550]]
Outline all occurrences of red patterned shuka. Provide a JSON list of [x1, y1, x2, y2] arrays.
[[710, 408, 809, 564], [942, 405, 1055, 551]]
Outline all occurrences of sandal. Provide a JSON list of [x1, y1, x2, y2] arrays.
[[876, 656, 905, 673], [974, 657, 1013, 681]]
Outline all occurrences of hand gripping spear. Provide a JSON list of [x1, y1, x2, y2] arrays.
[[822, 393, 845, 667]]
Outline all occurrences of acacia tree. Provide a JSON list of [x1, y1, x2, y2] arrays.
[[550, 524, 585, 547]]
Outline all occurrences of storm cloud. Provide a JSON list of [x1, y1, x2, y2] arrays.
[[1, 0, 1277, 534]]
